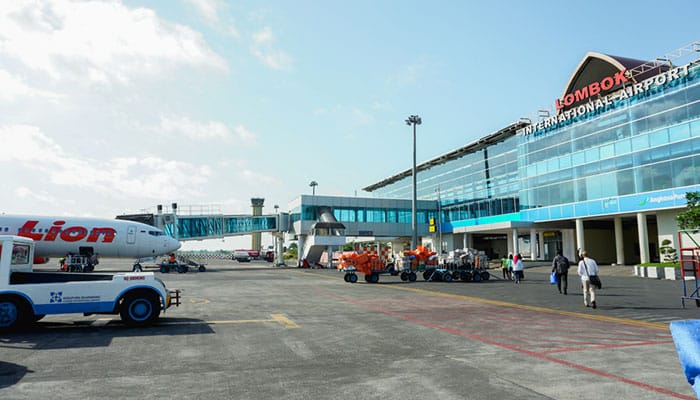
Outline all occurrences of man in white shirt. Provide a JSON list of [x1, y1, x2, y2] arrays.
[[577, 251, 599, 309]]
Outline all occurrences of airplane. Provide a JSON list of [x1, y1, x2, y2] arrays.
[[0, 214, 181, 271]]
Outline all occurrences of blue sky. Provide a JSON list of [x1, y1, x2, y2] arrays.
[[0, 0, 697, 249]]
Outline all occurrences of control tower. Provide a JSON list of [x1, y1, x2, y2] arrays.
[[251, 198, 264, 251]]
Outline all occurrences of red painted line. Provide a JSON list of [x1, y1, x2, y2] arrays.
[[321, 292, 694, 400], [542, 340, 676, 354]]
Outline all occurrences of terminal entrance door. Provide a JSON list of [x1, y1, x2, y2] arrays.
[[542, 231, 562, 260]]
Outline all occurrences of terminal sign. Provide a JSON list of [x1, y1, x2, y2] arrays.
[[554, 70, 629, 111], [524, 63, 691, 136]]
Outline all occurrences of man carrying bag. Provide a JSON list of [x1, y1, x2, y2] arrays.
[[551, 251, 570, 295], [577, 251, 600, 309]]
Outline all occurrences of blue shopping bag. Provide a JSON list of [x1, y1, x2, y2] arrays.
[[549, 271, 559, 285], [670, 320, 700, 398]]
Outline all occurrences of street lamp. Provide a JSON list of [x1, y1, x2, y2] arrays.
[[405, 114, 422, 250], [309, 180, 318, 196]]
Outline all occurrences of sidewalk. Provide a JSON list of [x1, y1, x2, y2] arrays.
[[525, 264, 636, 278]]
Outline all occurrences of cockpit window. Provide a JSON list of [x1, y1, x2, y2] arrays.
[[148, 230, 164, 236]]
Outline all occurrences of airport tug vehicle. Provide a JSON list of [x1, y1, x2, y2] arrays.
[[0, 235, 180, 330]]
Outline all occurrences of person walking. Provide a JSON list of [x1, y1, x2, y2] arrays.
[[512, 253, 524, 284], [551, 250, 570, 295], [577, 251, 599, 308], [501, 254, 511, 280]]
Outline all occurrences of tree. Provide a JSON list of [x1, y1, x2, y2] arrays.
[[676, 192, 700, 230], [659, 239, 678, 262]]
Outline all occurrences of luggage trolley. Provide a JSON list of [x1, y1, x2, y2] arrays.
[[340, 252, 414, 283], [678, 230, 700, 307]]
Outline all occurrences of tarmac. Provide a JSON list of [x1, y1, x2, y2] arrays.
[[1, 259, 699, 400]]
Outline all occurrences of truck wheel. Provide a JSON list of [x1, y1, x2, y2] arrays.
[[348, 274, 358, 283], [120, 292, 160, 326], [0, 296, 30, 330], [443, 272, 453, 283], [408, 272, 417, 282], [198, 265, 206, 272]]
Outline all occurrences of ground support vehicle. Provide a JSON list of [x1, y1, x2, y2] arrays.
[[339, 253, 413, 283], [431, 249, 491, 283], [60, 255, 94, 273], [157, 254, 206, 273], [0, 235, 181, 330]]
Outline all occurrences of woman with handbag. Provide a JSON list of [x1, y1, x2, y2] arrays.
[[577, 251, 599, 309]]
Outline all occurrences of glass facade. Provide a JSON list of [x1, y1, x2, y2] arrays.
[[370, 137, 520, 224], [290, 203, 436, 226], [368, 61, 700, 227], [521, 64, 700, 211]]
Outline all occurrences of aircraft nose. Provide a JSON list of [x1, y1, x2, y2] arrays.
[[166, 237, 181, 252]]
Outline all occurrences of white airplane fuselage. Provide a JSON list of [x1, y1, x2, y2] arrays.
[[0, 215, 181, 259]]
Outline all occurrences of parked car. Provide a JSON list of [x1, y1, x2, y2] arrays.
[[233, 250, 251, 262]]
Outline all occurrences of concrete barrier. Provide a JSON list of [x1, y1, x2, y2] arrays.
[[634, 265, 689, 280]]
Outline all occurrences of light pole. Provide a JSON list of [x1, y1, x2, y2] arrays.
[[406, 114, 422, 250], [309, 180, 318, 196]]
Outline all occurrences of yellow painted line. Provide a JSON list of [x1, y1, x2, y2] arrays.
[[270, 313, 299, 328], [384, 285, 670, 331], [206, 319, 278, 325], [164, 314, 299, 328]]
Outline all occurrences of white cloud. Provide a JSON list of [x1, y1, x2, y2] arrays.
[[0, 69, 62, 103], [159, 115, 257, 145], [252, 26, 274, 44], [250, 26, 292, 70], [183, 0, 220, 24], [0, 1, 228, 85], [15, 187, 57, 204], [0, 124, 211, 199], [182, 0, 240, 38]]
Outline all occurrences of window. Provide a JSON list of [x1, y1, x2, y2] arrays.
[[631, 134, 649, 151]]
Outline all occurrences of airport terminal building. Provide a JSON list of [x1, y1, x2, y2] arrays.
[[278, 43, 700, 268], [352, 43, 700, 265]]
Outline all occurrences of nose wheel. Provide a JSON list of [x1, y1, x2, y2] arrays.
[[132, 263, 143, 272]]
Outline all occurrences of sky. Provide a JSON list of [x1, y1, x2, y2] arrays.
[[0, 0, 698, 250]]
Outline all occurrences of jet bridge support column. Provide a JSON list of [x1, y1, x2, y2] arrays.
[[274, 232, 285, 266]]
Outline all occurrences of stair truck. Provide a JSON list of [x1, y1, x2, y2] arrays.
[[0, 235, 181, 330]]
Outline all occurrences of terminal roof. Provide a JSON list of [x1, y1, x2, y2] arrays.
[[362, 121, 527, 192]]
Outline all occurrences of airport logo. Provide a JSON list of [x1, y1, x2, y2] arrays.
[[50, 291, 63, 304]]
